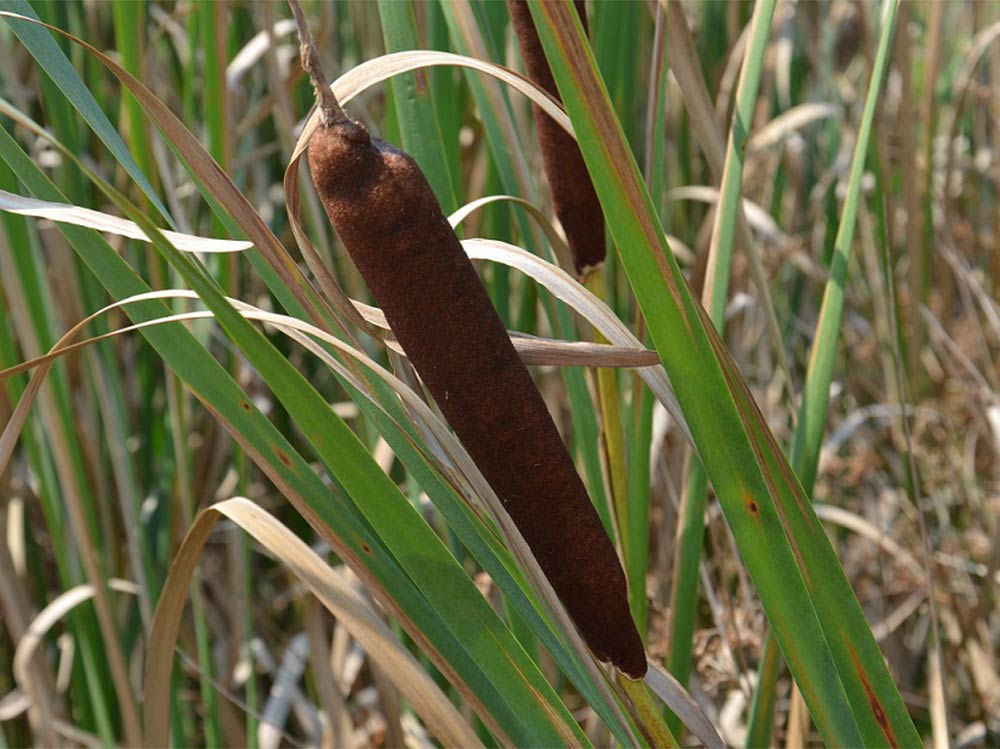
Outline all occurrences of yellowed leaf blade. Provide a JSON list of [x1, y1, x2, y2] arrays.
[[0, 189, 252, 253], [143, 498, 479, 749]]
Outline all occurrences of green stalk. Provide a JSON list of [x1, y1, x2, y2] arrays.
[[585, 272, 631, 578], [746, 1, 903, 743], [663, 0, 778, 739], [378, 0, 458, 213]]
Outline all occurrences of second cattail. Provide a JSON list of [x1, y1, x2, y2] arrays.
[[507, 0, 606, 275]]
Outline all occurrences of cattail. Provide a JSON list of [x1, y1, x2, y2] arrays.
[[507, 0, 605, 275], [295, 5, 645, 678]]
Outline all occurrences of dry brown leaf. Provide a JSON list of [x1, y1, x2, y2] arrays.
[[0, 189, 251, 253], [143, 497, 479, 749]]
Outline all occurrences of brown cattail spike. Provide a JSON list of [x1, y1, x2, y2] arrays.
[[307, 117, 646, 679], [295, 0, 644, 678], [507, 0, 606, 275]]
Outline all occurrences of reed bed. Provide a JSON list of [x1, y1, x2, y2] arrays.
[[0, 1, 996, 747]]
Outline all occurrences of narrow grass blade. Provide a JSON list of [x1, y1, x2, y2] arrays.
[[0, 0, 170, 221], [377, 0, 458, 212]]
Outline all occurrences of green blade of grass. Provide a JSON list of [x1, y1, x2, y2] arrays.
[[747, 2, 904, 741], [0, 0, 170, 222], [529, 2, 919, 745], [665, 1, 776, 738], [790, 0, 898, 494], [378, 0, 458, 213]]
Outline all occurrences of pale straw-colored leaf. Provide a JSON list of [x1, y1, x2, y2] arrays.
[[0, 189, 252, 253], [643, 660, 725, 748], [226, 17, 298, 88], [384, 330, 661, 368], [460, 237, 691, 441], [747, 102, 840, 155], [450, 192, 695, 268], [450, 194, 575, 271], [13, 580, 136, 747], [293, 50, 572, 166], [351, 301, 659, 367], [0, 689, 29, 721], [143, 498, 479, 749], [665, 186, 787, 245]]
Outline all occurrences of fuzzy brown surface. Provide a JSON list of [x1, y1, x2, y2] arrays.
[[507, 0, 606, 274], [308, 120, 645, 679]]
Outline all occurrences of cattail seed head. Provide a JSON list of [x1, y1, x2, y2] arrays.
[[308, 116, 646, 678]]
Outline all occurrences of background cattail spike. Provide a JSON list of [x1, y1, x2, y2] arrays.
[[507, 0, 606, 275]]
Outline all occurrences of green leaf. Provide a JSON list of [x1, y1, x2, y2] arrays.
[[528, 2, 919, 745]]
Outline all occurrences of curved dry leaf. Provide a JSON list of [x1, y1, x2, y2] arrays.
[[450, 193, 692, 268], [748, 103, 840, 155], [871, 590, 926, 643], [352, 298, 660, 368], [143, 497, 479, 749], [643, 660, 725, 748], [13, 580, 136, 748], [292, 50, 572, 165], [227, 17, 298, 88], [460, 238, 690, 441], [665, 186, 786, 245], [662, 234, 696, 264], [0, 689, 29, 721], [382, 330, 661, 369], [51, 720, 102, 749], [813, 504, 926, 583], [449, 194, 575, 272], [0, 189, 251, 253], [504, 334, 660, 368]]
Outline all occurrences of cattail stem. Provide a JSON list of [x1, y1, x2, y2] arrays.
[[619, 673, 679, 748], [288, 0, 347, 126]]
